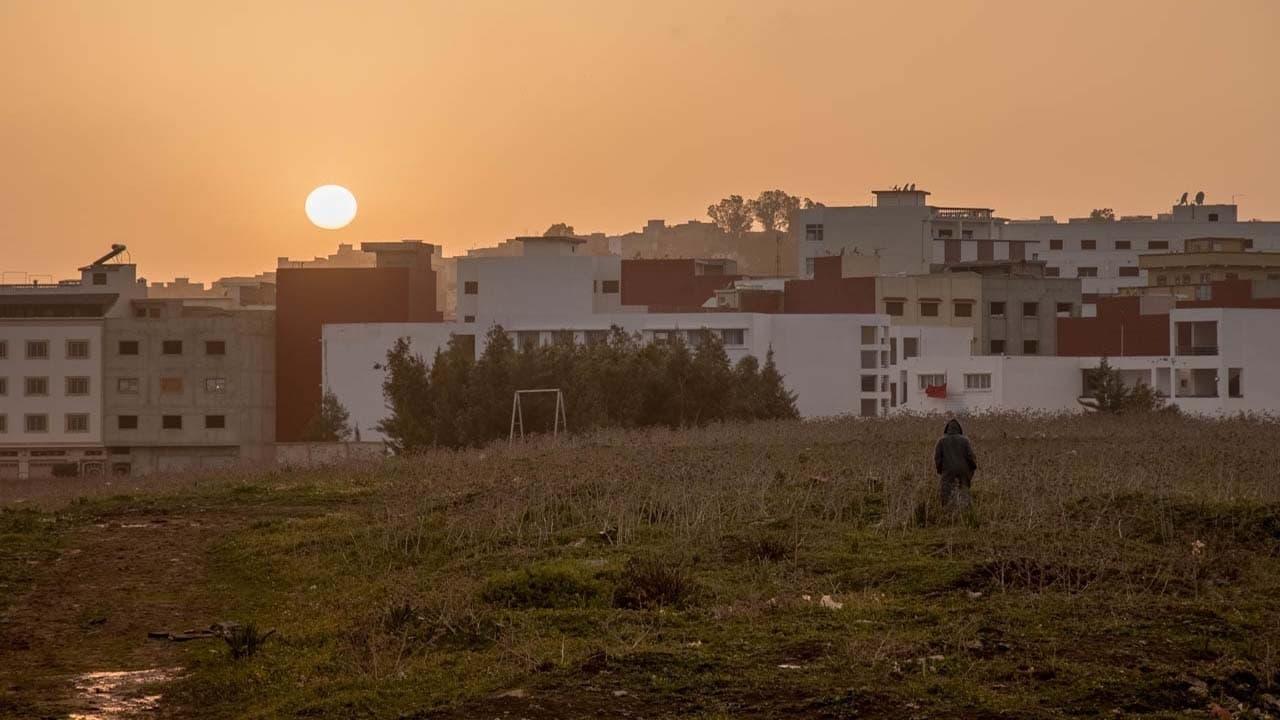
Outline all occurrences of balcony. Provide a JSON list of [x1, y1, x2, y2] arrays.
[[1176, 345, 1218, 356], [933, 207, 994, 221]]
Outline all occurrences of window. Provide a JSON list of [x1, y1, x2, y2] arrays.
[[1022, 302, 1038, 317], [964, 373, 992, 391], [205, 415, 226, 429], [1148, 240, 1169, 250], [1229, 368, 1242, 398], [463, 315, 475, 323], [861, 375, 878, 392], [903, 337, 919, 358], [162, 340, 183, 355], [516, 331, 540, 349], [1077, 267, 1098, 278], [26, 340, 49, 359], [861, 326, 877, 345], [860, 350, 878, 370], [133, 307, 147, 319], [1114, 240, 1131, 250], [65, 414, 89, 433], [1049, 239, 1063, 250], [25, 377, 49, 396], [117, 377, 140, 394], [118, 340, 139, 355], [953, 302, 973, 318], [1155, 274, 1168, 285], [918, 374, 945, 389], [600, 280, 619, 294], [1045, 266, 1061, 277], [552, 330, 576, 346], [1199, 272, 1211, 283], [937, 229, 953, 239], [860, 399, 878, 417], [463, 281, 478, 295], [0, 377, 6, 395], [117, 415, 138, 430], [1117, 266, 1139, 278], [25, 414, 48, 433], [1023, 340, 1039, 355], [205, 377, 227, 393], [720, 329, 745, 346], [989, 301, 1006, 317], [585, 330, 609, 346], [919, 301, 939, 317], [652, 330, 671, 345], [65, 377, 90, 396], [961, 230, 973, 240], [804, 258, 816, 277], [92, 272, 107, 285], [160, 377, 183, 394], [0, 415, 5, 433], [1056, 302, 1073, 314], [990, 339, 1006, 354], [205, 340, 226, 355], [885, 301, 904, 316], [162, 415, 183, 430], [66, 340, 90, 359], [148, 307, 162, 319], [1081, 240, 1097, 250], [804, 224, 824, 242], [1208, 213, 1219, 222], [0, 340, 6, 358]]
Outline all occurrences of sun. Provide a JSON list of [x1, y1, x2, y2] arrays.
[[305, 185, 358, 230]]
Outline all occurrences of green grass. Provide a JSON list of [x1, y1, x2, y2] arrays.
[[2, 413, 1280, 718]]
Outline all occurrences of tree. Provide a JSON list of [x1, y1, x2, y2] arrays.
[[802, 197, 824, 209], [707, 195, 755, 237], [375, 338, 433, 452], [1079, 358, 1166, 414], [688, 331, 733, 424], [760, 347, 799, 419], [461, 325, 518, 444], [544, 222, 575, 237], [748, 190, 803, 233], [302, 390, 353, 442], [1089, 208, 1115, 221]]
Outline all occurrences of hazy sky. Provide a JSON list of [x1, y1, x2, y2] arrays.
[[2, 0, 1278, 282]]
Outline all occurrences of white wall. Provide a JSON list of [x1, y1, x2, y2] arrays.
[[0, 323, 104, 446], [900, 355, 1081, 415], [456, 255, 621, 320]]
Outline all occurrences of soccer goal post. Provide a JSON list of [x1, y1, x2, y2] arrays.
[[508, 388, 567, 445]]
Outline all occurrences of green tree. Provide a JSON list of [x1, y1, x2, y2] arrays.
[[461, 325, 518, 444], [1089, 208, 1115, 221], [544, 222, 575, 237], [729, 355, 764, 420], [707, 195, 755, 237], [748, 190, 803, 233], [425, 334, 475, 448], [302, 390, 353, 442], [375, 338, 433, 452], [1079, 358, 1166, 414], [689, 331, 733, 424], [760, 348, 799, 419]]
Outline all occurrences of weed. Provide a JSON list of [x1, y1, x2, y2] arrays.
[[613, 556, 695, 609]]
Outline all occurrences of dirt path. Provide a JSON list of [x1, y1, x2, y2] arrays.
[[0, 505, 249, 718]]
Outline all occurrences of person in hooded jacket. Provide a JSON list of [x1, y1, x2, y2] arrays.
[[934, 418, 978, 509]]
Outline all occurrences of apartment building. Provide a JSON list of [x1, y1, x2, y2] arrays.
[[0, 247, 143, 478], [876, 260, 1081, 356], [999, 199, 1280, 302], [456, 237, 623, 321], [795, 188, 1010, 277], [1129, 237, 1280, 301], [102, 298, 274, 475]]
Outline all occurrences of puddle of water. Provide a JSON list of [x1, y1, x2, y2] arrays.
[[67, 667, 181, 720]]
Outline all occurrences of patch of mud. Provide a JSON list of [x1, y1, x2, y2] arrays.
[[67, 667, 180, 719]]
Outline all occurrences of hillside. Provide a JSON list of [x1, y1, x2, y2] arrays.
[[2, 414, 1279, 719]]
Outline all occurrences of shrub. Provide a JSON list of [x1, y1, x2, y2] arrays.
[[612, 557, 695, 609], [481, 564, 606, 609]]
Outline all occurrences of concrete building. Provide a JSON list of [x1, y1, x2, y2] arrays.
[[999, 197, 1280, 305], [1129, 237, 1280, 301], [796, 188, 1008, 277], [878, 261, 1081, 356], [275, 240, 442, 442], [102, 298, 274, 475], [0, 246, 144, 478], [456, 237, 623, 322]]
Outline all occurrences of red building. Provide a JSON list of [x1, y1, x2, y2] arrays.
[[275, 241, 441, 441], [620, 258, 741, 312], [782, 255, 877, 314]]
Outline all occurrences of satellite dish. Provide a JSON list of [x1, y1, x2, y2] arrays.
[[1195, 191, 1205, 205], [1179, 192, 1188, 206]]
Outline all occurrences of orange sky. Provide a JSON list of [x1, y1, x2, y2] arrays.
[[2, 0, 1278, 283]]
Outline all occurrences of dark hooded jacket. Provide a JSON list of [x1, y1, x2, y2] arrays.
[[934, 419, 977, 478]]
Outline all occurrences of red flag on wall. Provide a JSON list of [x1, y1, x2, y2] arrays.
[[925, 383, 947, 399]]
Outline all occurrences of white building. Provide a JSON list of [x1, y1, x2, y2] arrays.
[[0, 246, 145, 478], [321, 312, 976, 439], [456, 237, 624, 323]]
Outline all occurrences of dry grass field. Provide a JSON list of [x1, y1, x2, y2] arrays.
[[2, 413, 1279, 718]]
